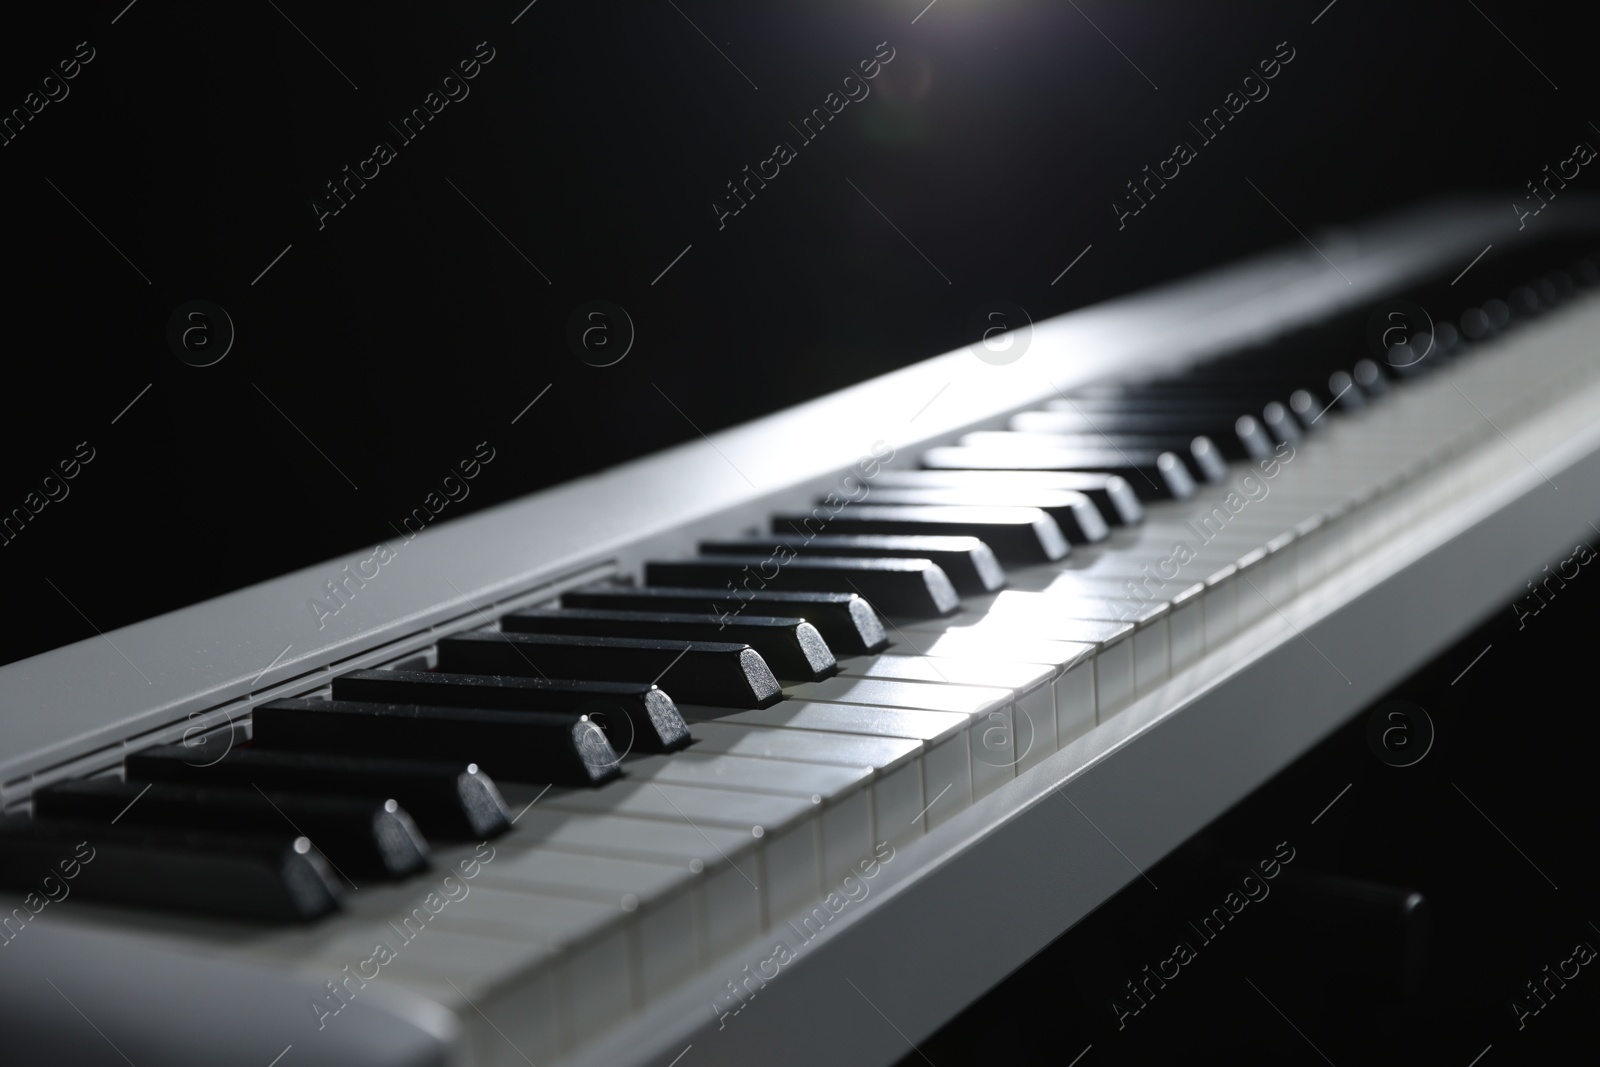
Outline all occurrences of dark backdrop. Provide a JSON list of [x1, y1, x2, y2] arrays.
[[2, 0, 1594, 664]]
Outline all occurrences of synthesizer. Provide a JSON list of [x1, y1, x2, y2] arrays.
[[3, 198, 1600, 1067]]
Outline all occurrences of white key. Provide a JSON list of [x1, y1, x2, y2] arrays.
[[1292, 514, 1328, 591], [955, 592, 1170, 699], [965, 588, 1147, 621], [365, 930, 564, 1063], [478, 848, 700, 1013], [904, 619, 1136, 717], [1034, 572, 1171, 600], [1233, 546, 1273, 628], [686, 720, 921, 770], [1167, 581, 1206, 671], [250, 852, 619, 1058], [1005, 579, 1185, 692], [686, 721, 925, 849], [903, 630, 1098, 736], [418, 885, 612, 1057], [535, 782, 820, 932], [624, 753, 874, 897], [535, 780, 811, 834], [837, 653, 1057, 770], [782, 677, 1017, 800], [1202, 563, 1239, 650], [1258, 531, 1298, 607], [509, 808, 762, 965], [718, 701, 973, 830]]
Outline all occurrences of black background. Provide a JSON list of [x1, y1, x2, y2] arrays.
[[3, 0, 1597, 663]]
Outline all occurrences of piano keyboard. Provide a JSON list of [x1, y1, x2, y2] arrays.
[[5, 202, 1600, 1067]]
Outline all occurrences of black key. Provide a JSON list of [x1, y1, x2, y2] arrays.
[[439, 630, 784, 708], [1288, 389, 1323, 432], [774, 505, 1068, 564], [1381, 339, 1432, 377], [1234, 415, 1275, 460], [334, 670, 691, 753], [125, 745, 509, 841], [560, 587, 889, 655], [647, 555, 960, 619], [920, 447, 1196, 501], [1188, 435, 1230, 480], [858, 487, 1110, 543], [1327, 370, 1365, 412], [870, 469, 1144, 526], [1508, 284, 1541, 317], [1261, 401, 1302, 443], [255, 699, 625, 785], [0, 816, 340, 921], [501, 609, 836, 682], [1430, 321, 1461, 358], [701, 534, 1005, 596], [1353, 358, 1390, 399], [33, 779, 429, 880]]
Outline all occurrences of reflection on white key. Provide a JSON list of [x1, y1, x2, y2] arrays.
[[782, 677, 1017, 800], [1203, 563, 1238, 650], [904, 619, 1135, 718], [717, 701, 972, 830], [510, 808, 762, 966], [423, 884, 617, 1056], [535, 780, 810, 832], [1293, 514, 1327, 592], [686, 721, 925, 850], [249, 885, 578, 1062], [261, 843, 666, 1054], [904, 630, 1098, 739], [837, 654, 1057, 771], [1234, 547, 1272, 629], [957, 591, 1171, 698], [965, 588, 1143, 621], [1038, 573, 1158, 599], [624, 753, 874, 900], [1168, 581, 1206, 671], [478, 848, 699, 1014], [536, 781, 819, 934]]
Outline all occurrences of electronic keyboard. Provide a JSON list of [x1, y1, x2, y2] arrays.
[[4, 197, 1600, 1067]]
